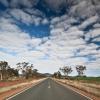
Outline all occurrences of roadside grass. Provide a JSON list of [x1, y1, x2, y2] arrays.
[[56, 76, 100, 97], [70, 76, 100, 84]]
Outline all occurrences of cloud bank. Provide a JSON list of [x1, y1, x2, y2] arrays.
[[0, 0, 100, 76]]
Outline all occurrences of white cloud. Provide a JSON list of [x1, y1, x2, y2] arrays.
[[43, 0, 66, 13], [9, 9, 33, 25], [34, 59, 64, 73], [0, 0, 100, 75], [79, 15, 99, 30], [24, 8, 44, 17], [0, 17, 20, 32], [93, 23, 100, 28], [93, 37, 100, 42], [8, 8, 49, 26], [85, 28, 100, 42], [0, 14, 48, 72], [47, 13, 100, 74], [42, 18, 49, 25], [51, 17, 61, 25], [69, 0, 96, 19], [90, 28, 100, 38], [0, 0, 39, 8], [0, 15, 43, 54], [0, 0, 9, 7]]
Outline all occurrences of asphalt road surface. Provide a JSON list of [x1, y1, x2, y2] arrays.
[[8, 78, 90, 100]]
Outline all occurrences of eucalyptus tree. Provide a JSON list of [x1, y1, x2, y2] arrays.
[[16, 62, 34, 79], [0, 61, 9, 80], [60, 66, 72, 78], [7, 67, 19, 79], [53, 71, 61, 79], [76, 65, 86, 76]]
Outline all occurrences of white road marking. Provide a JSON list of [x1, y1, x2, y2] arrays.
[[6, 79, 46, 100], [48, 86, 51, 88], [48, 82, 51, 88], [55, 80, 93, 100]]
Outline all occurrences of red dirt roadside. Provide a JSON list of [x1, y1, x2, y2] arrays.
[[0, 80, 26, 88], [0, 82, 34, 100], [0, 78, 45, 100]]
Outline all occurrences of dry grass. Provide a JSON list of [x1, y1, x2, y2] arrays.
[[0, 78, 46, 93], [56, 79, 100, 97]]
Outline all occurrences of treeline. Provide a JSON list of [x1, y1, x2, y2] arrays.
[[0, 61, 18, 80], [53, 65, 86, 79], [0, 61, 44, 81]]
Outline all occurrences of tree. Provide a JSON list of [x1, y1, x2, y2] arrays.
[[53, 72, 57, 78], [16, 62, 34, 79], [25, 64, 34, 79], [33, 69, 38, 75], [53, 71, 61, 79], [0, 61, 9, 80], [57, 71, 61, 79], [16, 62, 22, 71], [60, 66, 72, 78], [33, 69, 38, 73], [76, 65, 86, 76], [7, 67, 19, 78]]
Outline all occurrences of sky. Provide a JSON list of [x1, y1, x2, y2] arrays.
[[0, 0, 100, 76]]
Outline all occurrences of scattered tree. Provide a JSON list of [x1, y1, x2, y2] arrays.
[[57, 71, 61, 79], [76, 65, 86, 76], [6, 67, 19, 79], [0, 61, 9, 80], [16, 62, 34, 79], [53, 72, 57, 78], [60, 66, 72, 78], [53, 71, 61, 79], [32, 69, 38, 77]]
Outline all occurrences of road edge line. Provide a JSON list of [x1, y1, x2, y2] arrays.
[[6, 78, 46, 100], [54, 79, 93, 100]]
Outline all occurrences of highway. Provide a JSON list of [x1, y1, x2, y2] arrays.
[[7, 78, 90, 100]]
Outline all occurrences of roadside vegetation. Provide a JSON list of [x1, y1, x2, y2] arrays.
[[0, 61, 46, 86], [70, 76, 100, 84], [0, 60, 100, 97], [52, 65, 87, 79], [52, 65, 100, 97], [52, 65, 100, 84], [0, 60, 46, 99]]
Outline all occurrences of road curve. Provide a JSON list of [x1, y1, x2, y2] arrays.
[[7, 78, 90, 100]]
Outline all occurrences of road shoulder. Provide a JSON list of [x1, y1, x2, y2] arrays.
[[53, 79, 100, 100], [0, 78, 46, 100]]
